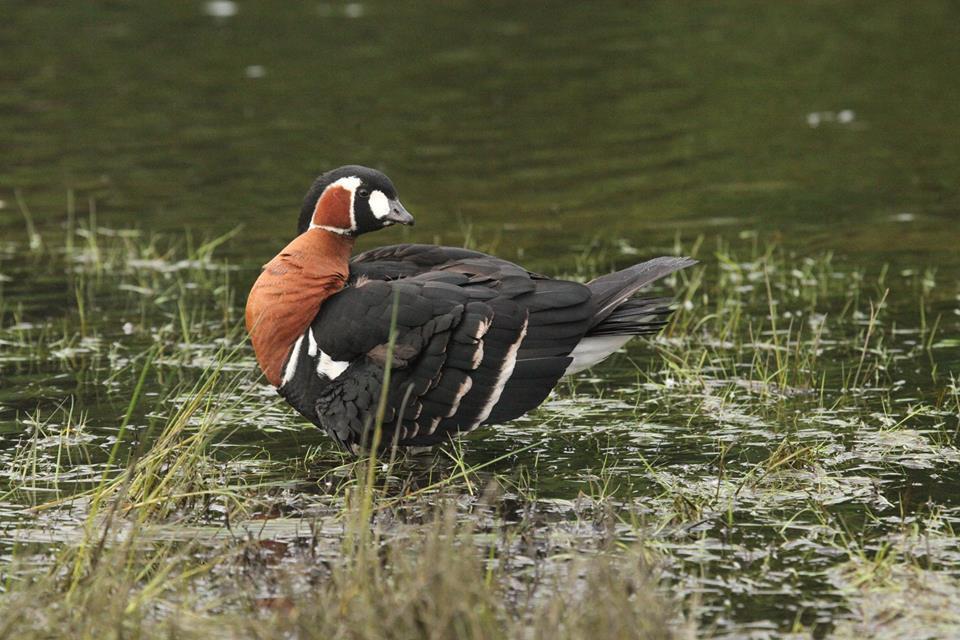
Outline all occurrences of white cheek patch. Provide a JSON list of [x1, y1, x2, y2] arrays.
[[368, 190, 390, 220]]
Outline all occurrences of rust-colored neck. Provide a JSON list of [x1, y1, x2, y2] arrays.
[[245, 229, 355, 386]]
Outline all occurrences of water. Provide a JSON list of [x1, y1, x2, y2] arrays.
[[4, 2, 958, 265], [2, 1, 960, 636]]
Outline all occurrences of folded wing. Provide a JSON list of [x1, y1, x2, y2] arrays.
[[280, 249, 594, 448]]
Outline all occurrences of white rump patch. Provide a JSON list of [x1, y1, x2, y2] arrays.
[[563, 335, 633, 376], [280, 335, 305, 387], [368, 190, 390, 219], [317, 349, 350, 380]]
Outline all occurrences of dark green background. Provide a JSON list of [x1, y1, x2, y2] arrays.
[[3, 1, 958, 271]]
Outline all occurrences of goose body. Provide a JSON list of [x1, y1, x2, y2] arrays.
[[245, 166, 694, 451]]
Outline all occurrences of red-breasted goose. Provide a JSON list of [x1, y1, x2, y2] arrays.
[[245, 166, 695, 451]]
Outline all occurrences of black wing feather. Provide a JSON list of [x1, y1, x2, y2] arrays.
[[278, 243, 692, 450]]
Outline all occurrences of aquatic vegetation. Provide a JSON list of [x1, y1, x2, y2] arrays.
[[0, 216, 958, 638]]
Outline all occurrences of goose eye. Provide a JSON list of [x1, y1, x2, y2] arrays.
[[357, 187, 371, 198]]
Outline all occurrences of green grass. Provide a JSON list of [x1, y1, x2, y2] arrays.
[[0, 347, 681, 640], [1, 211, 959, 637]]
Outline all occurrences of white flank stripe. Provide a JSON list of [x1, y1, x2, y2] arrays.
[[474, 318, 492, 340], [471, 341, 484, 368], [563, 335, 633, 375], [445, 377, 474, 419], [280, 335, 305, 388], [317, 349, 350, 380], [306, 328, 318, 356], [471, 317, 528, 429]]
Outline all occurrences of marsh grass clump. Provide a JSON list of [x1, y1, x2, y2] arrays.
[[529, 233, 959, 634], [2, 212, 959, 637], [0, 220, 683, 639], [0, 501, 679, 640], [1, 374, 681, 639], [826, 510, 960, 640]]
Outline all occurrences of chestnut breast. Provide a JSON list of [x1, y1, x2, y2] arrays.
[[245, 230, 354, 387]]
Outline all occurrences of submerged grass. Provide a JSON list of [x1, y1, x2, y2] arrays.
[[1, 211, 959, 637], [0, 348, 681, 640]]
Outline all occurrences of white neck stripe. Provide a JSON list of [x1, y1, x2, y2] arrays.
[[308, 223, 352, 235], [332, 176, 361, 232]]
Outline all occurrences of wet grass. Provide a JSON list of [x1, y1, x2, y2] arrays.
[[1, 213, 959, 638]]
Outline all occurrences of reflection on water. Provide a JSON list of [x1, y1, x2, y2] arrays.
[[3, 1, 958, 271]]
